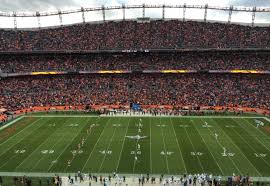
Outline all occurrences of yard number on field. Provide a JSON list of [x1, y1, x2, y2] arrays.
[[14, 149, 26, 154], [190, 152, 203, 156], [99, 150, 112, 154], [254, 153, 267, 158]]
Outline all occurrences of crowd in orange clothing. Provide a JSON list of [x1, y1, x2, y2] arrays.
[[0, 52, 269, 73], [0, 74, 269, 111], [0, 20, 270, 51]]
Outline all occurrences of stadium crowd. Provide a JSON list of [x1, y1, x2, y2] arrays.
[[0, 74, 269, 111], [0, 20, 270, 51], [0, 52, 270, 73]]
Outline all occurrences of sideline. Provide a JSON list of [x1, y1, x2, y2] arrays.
[[0, 172, 270, 182], [25, 115, 269, 119], [0, 116, 24, 131]]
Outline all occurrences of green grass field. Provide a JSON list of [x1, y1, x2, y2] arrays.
[[0, 115, 270, 177]]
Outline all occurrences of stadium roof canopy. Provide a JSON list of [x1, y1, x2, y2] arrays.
[[0, 1, 270, 29]]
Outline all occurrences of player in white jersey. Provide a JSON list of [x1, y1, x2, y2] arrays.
[[137, 144, 140, 150], [214, 133, 218, 140], [135, 156, 138, 161], [222, 147, 227, 156]]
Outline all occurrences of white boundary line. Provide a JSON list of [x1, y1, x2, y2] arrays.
[[169, 117, 187, 173], [81, 118, 111, 172], [115, 118, 131, 172], [25, 115, 268, 119], [149, 118, 153, 173], [0, 171, 270, 181], [0, 116, 24, 131]]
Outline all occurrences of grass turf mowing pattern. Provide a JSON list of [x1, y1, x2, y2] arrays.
[[0, 116, 269, 176]]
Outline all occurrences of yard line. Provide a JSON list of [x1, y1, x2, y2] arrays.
[[263, 117, 270, 122], [115, 118, 131, 172], [98, 127, 117, 172], [0, 117, 42, 147], [62, 117, 102, 172], [47, 118, 91, 172], [14, 124, 63, 171], [242, 118, 270, 151], [149, 118, 152, 174], [211, 118, 262, 176], [201, 118, 243, 174], [193, 119, 224, 175], [178, 118, 205, 172], [30, 118, 77, 171], [81, 118, 111, 172], [0, 118, 54, 169], [159, 118, 170, 174], [31, 134, 68, 171], [0, 118, 44, 158], [169, 117, 187, 173], [232, 119, 270, 161], [229, 124, 270, 168]]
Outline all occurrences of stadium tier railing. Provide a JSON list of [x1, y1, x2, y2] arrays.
[[8, 105, 270, 116]]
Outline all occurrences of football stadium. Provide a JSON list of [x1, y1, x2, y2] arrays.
[[0, 1, 270, 186]]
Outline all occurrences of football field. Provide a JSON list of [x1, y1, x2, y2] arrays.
[[0, 115, 270, 177]]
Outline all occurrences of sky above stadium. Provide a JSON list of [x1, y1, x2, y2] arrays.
[[0, 0, 269, 28]]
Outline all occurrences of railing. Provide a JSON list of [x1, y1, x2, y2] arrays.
[[0, 4, 270, 29]]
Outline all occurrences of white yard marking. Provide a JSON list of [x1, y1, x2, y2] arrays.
[[67, 124, 79, 127], [0, 118, 42, 148], [17, 118, 74, 171], [169, 118, 187, 172], [99, 150, 112, 155], [131, 151, 141, 155], [179, 125, 190, 128], [201, 118, 244, 175], [160, 151, 174, 155], [0, 116, 23, 131], [210, 118, 261, 176], [112, 124, 121, 127], [31, 130, 71, 171], [231, 119, 270, 168], [180, 119, 205, 173], [254, 153, 267, 158], [14, 149, 26, 154], [159, 118, 170, 174], [41, 150, 55, 154], [115, 118, 131, 172], [81, 118, 111, 172], [98, 124, 117, 172], [149, 118, 153, 173], [190, 152, 204, 156], [243, 119, 270, 152], [156, 124, 167, 127], [132, 118, 146, 173], [47, 118, 92, 172], [191, 119, 224, 175]]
